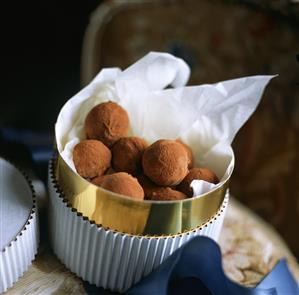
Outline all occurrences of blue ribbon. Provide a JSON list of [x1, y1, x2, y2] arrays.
[[127, 236, 299, 295]]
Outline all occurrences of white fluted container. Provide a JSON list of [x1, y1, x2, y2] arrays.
[[0, 158, 39, 293], [48, 159, 228, 293]]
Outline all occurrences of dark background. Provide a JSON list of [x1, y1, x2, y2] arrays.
[[2, 1, 101, 132]]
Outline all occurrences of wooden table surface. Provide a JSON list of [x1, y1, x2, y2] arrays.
[[5, 198, 299, 295]]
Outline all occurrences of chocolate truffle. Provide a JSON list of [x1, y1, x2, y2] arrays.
[[142, 139, 189, 186], [147, 187, 187, 201], [73, 139, 111, 179], [176, 139, 194, 169], [85, 101, 129, 147], [177, 168, 219, 197], [112, 137, 148, 175], [99, 172, 144, 200]]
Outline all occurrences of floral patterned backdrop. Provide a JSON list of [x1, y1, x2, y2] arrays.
[[82, 0, 299, 255]]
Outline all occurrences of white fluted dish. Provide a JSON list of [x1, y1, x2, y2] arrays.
[[48, 158, 228, 292], [0, 158, 39, 293]]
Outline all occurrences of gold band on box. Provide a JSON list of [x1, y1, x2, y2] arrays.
[[57, 154, 230, 236]]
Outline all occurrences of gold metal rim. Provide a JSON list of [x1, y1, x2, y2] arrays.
[[50, 156, 229, 238]]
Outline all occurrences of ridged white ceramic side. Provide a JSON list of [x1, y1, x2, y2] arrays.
[[0, 192, 39, 293], [48, 160, 228, 293]]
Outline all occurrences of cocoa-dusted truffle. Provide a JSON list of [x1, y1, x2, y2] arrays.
[[177, 168, 219, 197], [112, 137, 148, 175], [98, 172, 144, 200], [176, 139, 194, 169], [142, 139, 189, 186], [85, 101, 129, 147], [73, 139, 111, 179], [147, 187, 187, 201]]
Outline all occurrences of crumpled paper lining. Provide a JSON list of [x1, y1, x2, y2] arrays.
[[55, 52, 274, 196]]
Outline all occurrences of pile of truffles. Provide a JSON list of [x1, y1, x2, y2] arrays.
[[73, 101, 219, 201]]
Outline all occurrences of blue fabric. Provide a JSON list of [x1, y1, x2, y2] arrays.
[[0, 127, 53, 164], [126, 236, 299, 295], [0, 127, 53, 181]]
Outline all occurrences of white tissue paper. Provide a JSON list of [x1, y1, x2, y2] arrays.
[[55, 52, 274, 197]]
